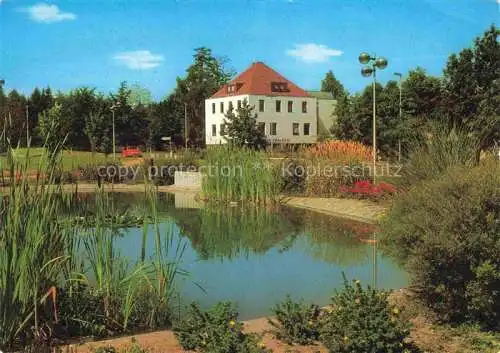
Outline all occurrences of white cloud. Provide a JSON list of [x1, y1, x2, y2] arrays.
[[24, 3, 76, 23], [113, 50, 164, 70], [286, 43, 343, 63]]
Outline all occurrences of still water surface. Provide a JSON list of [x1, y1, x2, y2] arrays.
[[82, 192, 408, 319]]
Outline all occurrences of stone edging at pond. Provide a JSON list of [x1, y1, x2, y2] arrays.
[[282, 196, 385, 224], [1, 183, 386, 223]]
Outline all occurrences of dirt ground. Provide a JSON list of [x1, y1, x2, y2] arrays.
[[67, 289, 500, 353]]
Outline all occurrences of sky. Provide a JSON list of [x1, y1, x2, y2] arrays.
[[0, 0, 498, 100]]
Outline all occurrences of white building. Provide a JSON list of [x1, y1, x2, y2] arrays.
[[205, 62, 334, 146]]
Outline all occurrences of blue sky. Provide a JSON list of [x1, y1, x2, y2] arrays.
[[0, 0, 498, 100]]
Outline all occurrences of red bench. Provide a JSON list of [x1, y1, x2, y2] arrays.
[[121, 146, 142, 158]]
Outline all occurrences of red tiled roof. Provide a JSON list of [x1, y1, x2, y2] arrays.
[[210, 62, 311, 98]]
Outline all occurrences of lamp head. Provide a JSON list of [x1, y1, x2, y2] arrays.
[[375, 57, 388, 70], [361, 66, 374, 77], [358, 52, 371, 65]]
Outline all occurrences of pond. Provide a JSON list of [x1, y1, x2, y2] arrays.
[[76, 192, 408, 320]]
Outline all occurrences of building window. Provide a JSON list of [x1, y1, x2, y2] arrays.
[[293, 123, 299, 136], [302, 101, 307, 113], [227, 85, 236, 94], [259, 99, 265, 112], [220, 102, 224, 113], [228, 101, 233, 111], [220, 124, 226, 136], [258, 122, 265, 134], [212, 103, 216, 114], [237, 100, 242, 109], [212, 124, 217, 136], [303, 123, 310, 136], [288, 100, 293, 113], [276, 100, 281, 113], [270, 123, 277, 136], [271, 82, 290, 92]]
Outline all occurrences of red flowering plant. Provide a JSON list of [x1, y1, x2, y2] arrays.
[[339, 180, 397, 201]]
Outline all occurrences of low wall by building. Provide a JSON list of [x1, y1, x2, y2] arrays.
[[174, 171, 202, 188]]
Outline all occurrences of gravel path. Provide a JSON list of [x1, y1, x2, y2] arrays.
[[282, 196, 386, 223]]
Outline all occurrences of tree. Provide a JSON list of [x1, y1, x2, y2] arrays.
[[146, 97, 183, 149], [403, 67, 442, 120], [109, 81, 149, 147], [443, 24, 500, 151], [171, 47, 234, 146], [58, 87, 99, 149], [128, 83, 153, 108], [28, 87, 54, 146], [37, 103, 66, 153], [321, 71, 346, 99], [1, 90, 28, 147], [224, 99, 266, 149]]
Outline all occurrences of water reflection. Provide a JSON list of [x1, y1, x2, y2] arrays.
[[70, 192, 407, 319]]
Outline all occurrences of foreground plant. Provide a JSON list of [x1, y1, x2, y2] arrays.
[[320, 275, 413, 353], [173, 302, 271, 353], [380, 158, 500, 329], [267, 296, 321, 345]]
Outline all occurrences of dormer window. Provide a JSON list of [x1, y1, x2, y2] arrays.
[[227, 85, 236, 94], [271, 82, 290, 93]]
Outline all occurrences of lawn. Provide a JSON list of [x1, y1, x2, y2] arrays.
[[0, 148, 120, 172]]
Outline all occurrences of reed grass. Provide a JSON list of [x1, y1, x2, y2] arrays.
[[0, 139, 187, 349], [202, 146, 281, 204]]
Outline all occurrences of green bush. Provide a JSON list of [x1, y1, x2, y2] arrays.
[[267, 295, 320, 345], [320, 275, 413, 353], [379, 159, 500, 328], [173, 302, 270, 353]]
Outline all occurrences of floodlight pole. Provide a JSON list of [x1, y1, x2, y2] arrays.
[[111, 102, 121, 161], [359, 53, 388, 290], [394, 72, 403, 162], [372, 69, 377, 182]]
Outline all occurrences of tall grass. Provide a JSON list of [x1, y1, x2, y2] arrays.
[[0, 144, 76, 348], [300, 140, 372, 197], [401, 124, 480, 186], [202, 147, 281, 204], [0, 140, 188, 349]]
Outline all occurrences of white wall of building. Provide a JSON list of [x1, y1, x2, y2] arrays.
[[205, 95, 318, 145], [317, 99, 337, 137]]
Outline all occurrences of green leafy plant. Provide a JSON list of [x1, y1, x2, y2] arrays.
[[267, 295, 321, 345], [320, 275, 413, 353], [379, 159, 500, 328], [173, 302, 270, 353]]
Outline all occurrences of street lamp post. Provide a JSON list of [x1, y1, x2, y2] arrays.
[[110, 102, 122, 161], [359, 53, 388, 290], [359, 53, 388, 182], [394, 72, 403, 162]]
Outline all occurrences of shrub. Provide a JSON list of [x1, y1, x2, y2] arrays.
[[268, 296, 321, 345], [379, 159, 500, 328], [339, 180, 397, 201], [145, 155, 200, 186], [173, 302, 270, 353], [280, 159, 306, 195], [320, 275, 413, 353], [301, 140, 372, 197]]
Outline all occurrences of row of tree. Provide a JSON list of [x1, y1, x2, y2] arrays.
[[0, 47, 233, 152], [324, 25, 499, 157], [1, 26, 498, 154]]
